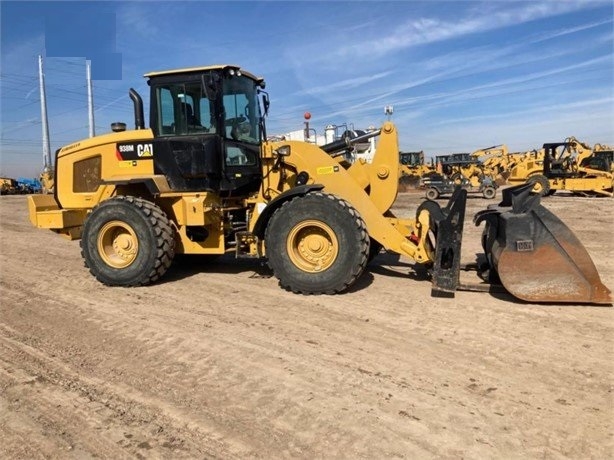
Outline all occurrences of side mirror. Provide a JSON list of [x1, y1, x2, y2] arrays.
[[260, 91, 270, 117], [202, 73, 220, 101]]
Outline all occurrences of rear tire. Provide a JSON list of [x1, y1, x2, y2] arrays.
[[426, 187, 440, 200], [81, 196, 175, 286], [526, 174, 550, 196], [265, 192, 369, 294]]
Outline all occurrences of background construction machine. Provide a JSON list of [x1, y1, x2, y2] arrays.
[[1, 177, 43, 194], [538, 142, 612, 196], [399, 151, 433, 175], [16, 178, 43, 194], [506, 148, 545, 186], [509, 137, 613, 197], [469, 144, 529, 182], [26, 65, 611, 304], [398, 151, 434, 189], [582, 146, 613, 174], [1, 178, 19, 195], [39, 167, 55, 194]]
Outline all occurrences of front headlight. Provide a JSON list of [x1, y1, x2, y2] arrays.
[[275, 145, 291, 157]]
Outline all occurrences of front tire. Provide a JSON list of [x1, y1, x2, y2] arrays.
[[81, 196, 175, 286], [265, 192, 369, 294], [526, 174, 550, 196]]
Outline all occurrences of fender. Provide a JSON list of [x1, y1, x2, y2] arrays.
[[252, 184, 324, 238], [101, 174, 172, 196]]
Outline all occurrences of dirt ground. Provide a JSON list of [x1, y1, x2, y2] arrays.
[[1, 190, 612, 459]]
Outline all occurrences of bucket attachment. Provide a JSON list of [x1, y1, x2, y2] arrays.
[[420, 187, 468, 297], [474, 184, 611, 304]]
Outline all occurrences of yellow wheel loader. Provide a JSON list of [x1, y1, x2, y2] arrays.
[[398, 151, 435, 189], [27, 65, 611, 304]]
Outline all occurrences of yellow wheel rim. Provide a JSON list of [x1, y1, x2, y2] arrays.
[[287, 220, 338, 273], [97, 220, 139, 268], [531, 180, 543, 194]]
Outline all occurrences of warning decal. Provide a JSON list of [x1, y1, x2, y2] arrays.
[[316, 165, 339, 175]]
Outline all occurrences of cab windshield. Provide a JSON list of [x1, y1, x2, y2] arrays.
[[222, 75, 262, 145]]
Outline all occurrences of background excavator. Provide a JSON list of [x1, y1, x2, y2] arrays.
[[27, 65, 611, 304]]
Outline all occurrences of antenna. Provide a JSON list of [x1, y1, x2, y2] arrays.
[[86, 60, 95, 137], [38, 55, 51, 171]]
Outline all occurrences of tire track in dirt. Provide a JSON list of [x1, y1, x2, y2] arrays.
[[0, 323, 245, 458], [3, 266, 611, 458], [1, 195, 612, 458]]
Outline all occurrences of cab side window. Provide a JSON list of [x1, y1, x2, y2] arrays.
[[158, 87, 175, 135], [199, 97, 214, 133], [156, 84, 212, 136]]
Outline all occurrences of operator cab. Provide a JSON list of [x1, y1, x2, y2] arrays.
[[543, 143, 581, 177], [144, 65, 268, 195], [400, 151, 425, 167]]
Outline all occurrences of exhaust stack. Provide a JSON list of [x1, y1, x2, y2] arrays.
[[129, 88, 145, 130]]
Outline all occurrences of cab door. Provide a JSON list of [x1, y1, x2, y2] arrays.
[[150, 83, 222, 192]]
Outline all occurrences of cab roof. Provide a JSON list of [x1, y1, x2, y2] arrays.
[[144, 64, 261, 82]]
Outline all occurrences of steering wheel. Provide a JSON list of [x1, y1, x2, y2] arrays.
[[224, 116, 247, 126]]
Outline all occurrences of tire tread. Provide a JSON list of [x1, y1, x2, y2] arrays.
[[80, 196, 175, 286], [266, 192, 369, 295]]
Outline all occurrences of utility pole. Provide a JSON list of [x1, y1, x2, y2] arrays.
[[86, 60, 95, 137], [38, 55, 51, 171]]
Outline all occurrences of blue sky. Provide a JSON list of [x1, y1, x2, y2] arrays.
[[1, 0, 613, 178]]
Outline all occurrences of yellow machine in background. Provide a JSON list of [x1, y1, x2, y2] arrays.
[[398, 150, 435, 188], [39, 167, 55, 194], [469, 144, 534, 182], [508, 137, 613, 196], [589, 144, 614, 173], [470, 144, 509, 180], [399, 151, 434, 176], [27, 65, 611, 304], [1, 177, 18, 195]]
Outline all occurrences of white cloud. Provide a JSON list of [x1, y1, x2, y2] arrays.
[[295, 71, 393, 97], [116, 3, 162, 41], [333, 1, 600, 61]]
